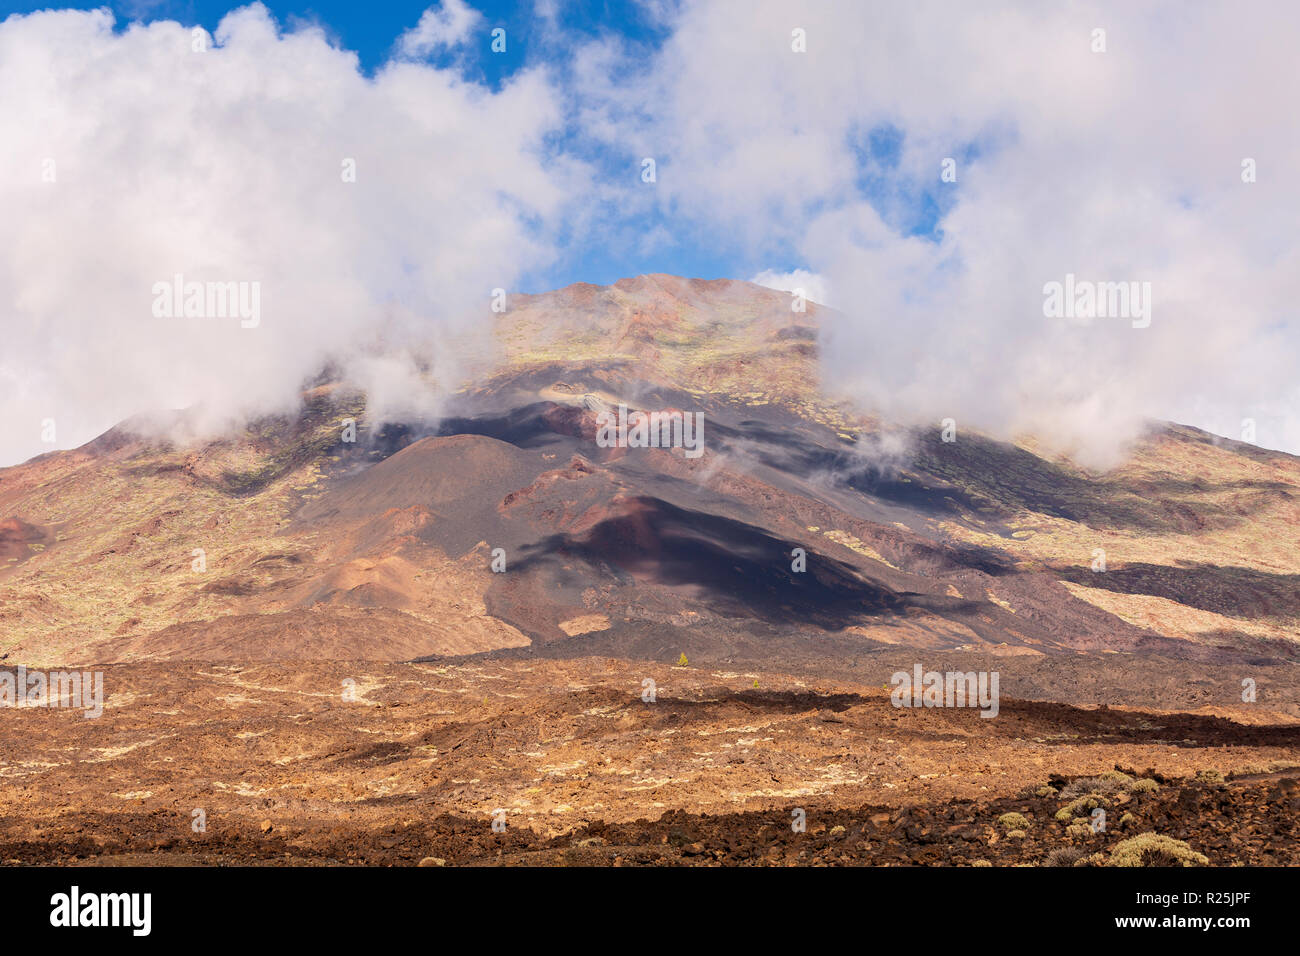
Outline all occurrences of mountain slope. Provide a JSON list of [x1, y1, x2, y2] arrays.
[[2, 276, 1298, 677]]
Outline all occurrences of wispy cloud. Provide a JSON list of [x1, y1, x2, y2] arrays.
[[751, 269, 832, 308], [396, 0, 482, 58]]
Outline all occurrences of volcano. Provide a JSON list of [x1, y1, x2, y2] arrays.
[[2, 275, 1298, 867], [4, 274, 1297, 676]]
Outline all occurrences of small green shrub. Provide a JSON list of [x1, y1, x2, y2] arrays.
[[1061, 772, 1131, 799], [1107, 833, 1209, 868], [1055, 794, 1109, 821]]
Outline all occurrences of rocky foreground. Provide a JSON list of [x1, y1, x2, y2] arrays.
[[1, 658, 1294, 866]]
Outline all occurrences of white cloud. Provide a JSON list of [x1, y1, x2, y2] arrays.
[[0, 3, 581, 466], [577, 0, 1300, 464], [397, 0, 482, 58], [750, 269, 831, 308], [6, 1, 1300, 469]]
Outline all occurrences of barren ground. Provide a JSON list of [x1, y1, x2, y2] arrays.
[[2, 657, 1295, 866]]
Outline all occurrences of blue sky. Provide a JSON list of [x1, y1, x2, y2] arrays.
[[0, 0, 666, 77]]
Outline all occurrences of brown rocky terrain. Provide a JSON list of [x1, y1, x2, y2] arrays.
[[0, 659, 1295, 867]]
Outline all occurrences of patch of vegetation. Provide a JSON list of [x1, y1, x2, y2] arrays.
[[998, 812, 1031, 831], [1043, 846, 1087, 867], [1056, 794, 1109, 821], [1106, 833, 1209, 868], [1065, 822, 1094, 841], [217, 425, 342, 497], [1060, 772, 1133, 799], [211, 391, 365, 497]]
